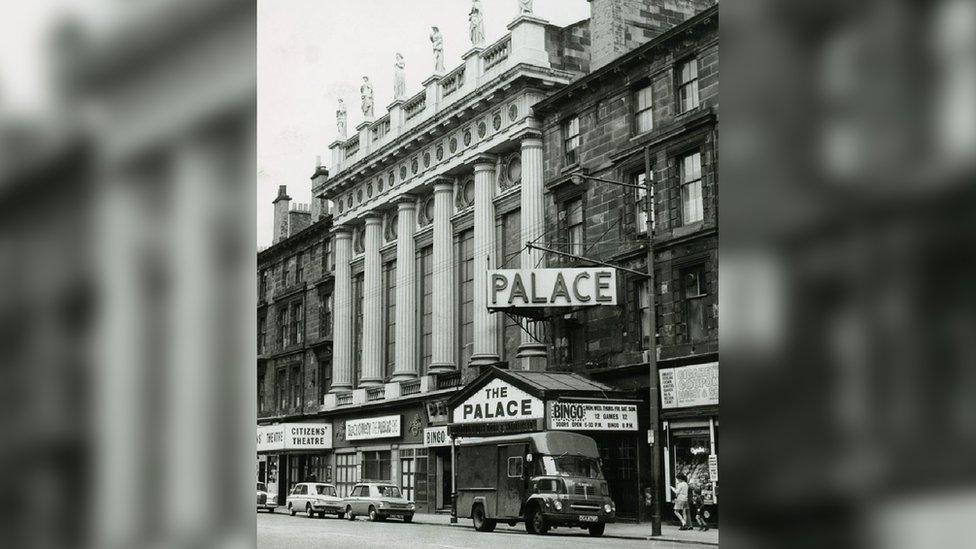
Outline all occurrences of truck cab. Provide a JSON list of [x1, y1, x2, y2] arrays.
[[455, 431, 615, 537]]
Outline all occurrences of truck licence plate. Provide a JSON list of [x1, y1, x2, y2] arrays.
[[579, 515, 598, 522]]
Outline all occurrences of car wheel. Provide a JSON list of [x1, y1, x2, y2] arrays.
[[587, 523, 606, 537], [368, 506, 378, 522], [288, 503, 296, 517], [402, 514, 413, 523], [318, 511, 326, 518], [526, 506, 548, 535], [306, 504, 315, 518], [336, 511, 345, 519], [346, 506, 355, 520]]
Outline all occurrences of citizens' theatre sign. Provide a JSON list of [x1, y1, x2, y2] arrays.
[[488, 268, 618, 309]]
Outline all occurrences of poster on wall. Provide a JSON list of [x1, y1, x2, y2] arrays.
[[659, 362, 719, 409], [547, 401, 639, 431]]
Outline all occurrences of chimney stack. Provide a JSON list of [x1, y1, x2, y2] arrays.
[[588, 0, 715, 70], [272, 185, 291, 243]]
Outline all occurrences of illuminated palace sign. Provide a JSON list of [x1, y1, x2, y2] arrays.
[[487, 268, 618, 309]]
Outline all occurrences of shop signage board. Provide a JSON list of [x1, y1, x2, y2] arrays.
[[708, 454, 718, 482], [449, 419, 544, 438], [346, 415, 401, 441], [256, 423, 333, 453], [423, 426, 452, 447], [487, 268, 618, 309], [659, 362, 719, 409], [547, 400, 639, 431], [452, 378, 544, 424]]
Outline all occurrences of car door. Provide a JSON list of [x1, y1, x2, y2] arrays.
[[349, 485, 363, 514], [295, 484, 307, 509]]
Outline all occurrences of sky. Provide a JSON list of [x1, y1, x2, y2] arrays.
[[257, 0, 591, 247]]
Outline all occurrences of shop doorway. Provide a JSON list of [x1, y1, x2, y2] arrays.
[[596, 434, 641, 521], [435, 448, 452, 510]]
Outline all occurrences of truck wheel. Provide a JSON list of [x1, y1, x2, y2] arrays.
[[402, 514, 413, 523], [587, 523, 606, 537], [526, 507, 548, 535], [472, 505, 496, 532]]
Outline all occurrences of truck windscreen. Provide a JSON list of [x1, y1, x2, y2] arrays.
[[541, 455, 603, 479]]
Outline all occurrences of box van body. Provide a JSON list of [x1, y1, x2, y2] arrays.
[[454, 431, 615, 536]]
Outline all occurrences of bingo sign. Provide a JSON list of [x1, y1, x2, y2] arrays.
[[453, 378, 544, 424], [423, 426, 452, 447], [547, 401, 639, 431], [659, 362, 719, 409]]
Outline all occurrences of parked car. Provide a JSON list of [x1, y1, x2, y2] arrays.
[[342, 482, 415, 522], [286, 482, 344, 518], [256, 482, 277, 513]]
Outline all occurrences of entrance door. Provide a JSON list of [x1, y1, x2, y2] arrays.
[[439, 451, 452, 509], [496, 444, 527, 518]]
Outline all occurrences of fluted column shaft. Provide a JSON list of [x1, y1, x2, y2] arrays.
[[331, 228, 353, 391], [359, 215, 385, 386], [429, 181, 456, 372], [518, 135, 549, 370], [471, 159, 499, 367], [392, 198, 419, 380]]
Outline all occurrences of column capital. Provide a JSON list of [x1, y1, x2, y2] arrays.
[[333, 225, 354, 238], [394, 193, 418, 208], [519, 133, 544, 149], [467, 153, 498, 170], [361, 211, 384, 225], [431, 177, 455, 192]]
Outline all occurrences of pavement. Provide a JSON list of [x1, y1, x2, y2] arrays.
[[258, 507, 718, 548]]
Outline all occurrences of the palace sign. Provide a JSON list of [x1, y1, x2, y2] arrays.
[[487, 268, 618, 309], [547, 400, 639, 431], [256, 423, 333, 453], [345, 415, 401, 441], [452, 378, 544, 424]]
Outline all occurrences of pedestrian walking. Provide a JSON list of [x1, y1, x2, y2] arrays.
[[670, 473, 690, 530], [690, 483, 709, 531]]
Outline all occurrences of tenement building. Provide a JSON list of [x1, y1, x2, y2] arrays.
[[533, 5, 719, 522], [256, 181, 335, 506], [262, 0, 715, 522]]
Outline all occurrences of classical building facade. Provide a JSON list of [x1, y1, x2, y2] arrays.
[[533, 5, 719, 522]]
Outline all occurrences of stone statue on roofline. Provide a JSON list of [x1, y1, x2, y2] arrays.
[[394, 53, 406, 100], [519, 0, 533, 15], [336, 98, 347, 138], [360, 76, 374, 119], [469, 0, 485, 46], [430, 26, 445, 73]]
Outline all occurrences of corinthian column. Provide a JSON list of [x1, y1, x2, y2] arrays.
[[331, 227, 354, 391], [429, 179, 456, 372], [470, 157, 500, 367], [517, 132, 549, 370], [392, 197, 418, 380], [359, 214, 385, 386]]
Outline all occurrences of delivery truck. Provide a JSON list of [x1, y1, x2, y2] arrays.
[[453, 431, 615, 536]]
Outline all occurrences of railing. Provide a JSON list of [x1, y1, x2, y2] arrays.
[[482, 35, 511, 70], [400, 379, 421, 396], [371, 117, 391, 142], [366, 386, 385, 402], [343, 139, 359, 157], [441, 66, 465, 98], [336, 393, 353, 406], [435, 370, 462, 390], [404, 92, 426, 120]]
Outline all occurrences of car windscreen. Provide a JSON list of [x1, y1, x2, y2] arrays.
[[257, 482, 267, 492], [315, 485, 336, 496], [542, 455, 604, 479], [375, 485, 401, 498]]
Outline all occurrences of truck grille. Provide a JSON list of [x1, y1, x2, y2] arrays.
[[573, 485, 593, 498], [570, 503, 602, 512]]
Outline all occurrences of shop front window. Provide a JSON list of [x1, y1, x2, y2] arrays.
[[669, 424, 718, 510], [335, 453, 359, 498], [363, 450, 392, 481]]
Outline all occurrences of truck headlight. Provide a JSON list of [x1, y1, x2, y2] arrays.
[[553, 501, 563, 511], [409, 502, 415, 510], [604, 503, 612, 513]]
